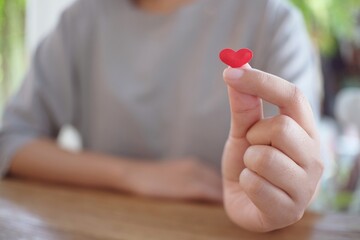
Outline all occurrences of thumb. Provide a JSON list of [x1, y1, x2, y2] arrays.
[[222, 64, 263, 182]]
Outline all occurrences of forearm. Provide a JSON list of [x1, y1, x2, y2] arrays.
[[7, 138, 223, 202], [8, 138, 133, 191]]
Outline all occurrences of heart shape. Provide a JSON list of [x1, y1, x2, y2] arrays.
[[219, 48, 253, 68]]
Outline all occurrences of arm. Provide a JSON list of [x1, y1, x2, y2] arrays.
[[9, 138, 222, 202], [9, 138, 132, 191], [1, 2, 222, 202]]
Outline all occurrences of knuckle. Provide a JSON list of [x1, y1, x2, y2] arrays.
[[243, 146, 258, 168], [284, 202, 305, 224], [240, 169, 264, 196], [307, 182, 318, 201], [248, 178, 264, 196], [289, 85, 306, 106], [289, 207, 304, 224], [314, 158, 324, 176], [248, 146, 276, 174], [270, 115, 293, 140], [304, 159, 323, 200], [301, 179, 316, 202], [306, 153, 324, 178], [295, 178, 316, 209], [261, 147, 277, 169]]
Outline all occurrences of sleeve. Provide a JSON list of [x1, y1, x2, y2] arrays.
[[0, 4, 79, 178], [258, 0, 323, 119]]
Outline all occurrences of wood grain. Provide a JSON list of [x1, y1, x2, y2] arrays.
[[0, 179, 359, 240]]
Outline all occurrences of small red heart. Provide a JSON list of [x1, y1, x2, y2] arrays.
[[219, 48, 253, 68]]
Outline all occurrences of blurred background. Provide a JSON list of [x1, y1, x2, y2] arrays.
[[0, 0, 360, 213]]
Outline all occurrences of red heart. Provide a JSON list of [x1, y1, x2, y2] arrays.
[[219, 48, 253, 68]]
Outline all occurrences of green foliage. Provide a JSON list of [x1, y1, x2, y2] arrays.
[[0, 0, 26, 108], [291, 0, 360, 56], [334, 191, 354, 211]]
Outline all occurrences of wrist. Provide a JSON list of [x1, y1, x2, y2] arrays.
[[103, 156, 134, 192], [103, 156, 153, 194], [115, 160, 161, 196], [77, 151, 133, 192]]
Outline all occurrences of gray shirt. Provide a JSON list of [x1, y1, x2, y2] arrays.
[[0, 0, 320, 177]]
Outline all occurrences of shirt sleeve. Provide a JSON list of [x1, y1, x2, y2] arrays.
[[0, 5, 78, 178], [259, 0, 322, 119]]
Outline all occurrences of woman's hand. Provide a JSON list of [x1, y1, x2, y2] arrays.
[[221, 66, 323, 232], [123, 158, 223, 203]]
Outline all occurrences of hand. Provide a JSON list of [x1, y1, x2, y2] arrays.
[[221, 65, 323, 232], [123, 158, 223, 202]]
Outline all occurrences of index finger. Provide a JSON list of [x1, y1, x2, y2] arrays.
[[223, 64, 263, 140], [223, 68, 317, 139]]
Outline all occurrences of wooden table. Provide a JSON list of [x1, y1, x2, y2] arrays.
[[0, 179, 359, 240]]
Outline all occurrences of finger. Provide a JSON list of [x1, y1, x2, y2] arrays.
[[243, 145, 308, 202], [223, 68, 317, 139], [222, 64, 263, 182], [223, 65, 263, 139], [246, 115, 322, 173], [239, 168, 301, 226]]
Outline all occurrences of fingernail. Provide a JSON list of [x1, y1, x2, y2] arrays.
[[223, 68, 244, 81]]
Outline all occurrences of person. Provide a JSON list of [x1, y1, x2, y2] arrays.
[[0, 0, 323, 232]]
